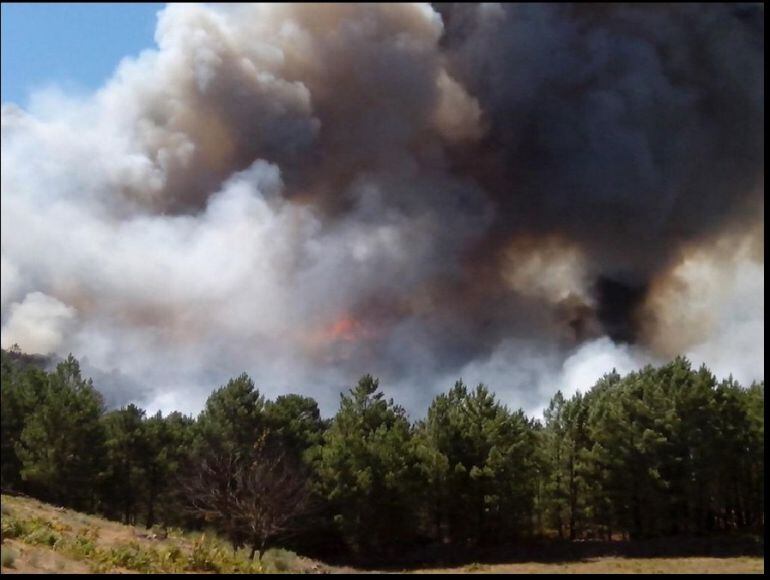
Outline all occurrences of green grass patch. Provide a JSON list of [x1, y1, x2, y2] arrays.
[[3, 509, 268, 573], [187, 534, 264, 573]]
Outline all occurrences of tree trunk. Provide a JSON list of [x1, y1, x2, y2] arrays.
[[568, 453, 577, 540], [146, 490, 156, 529], [249, 537, 268, 561], [477, 490, 485, 544], [146, 471, 157, 529]]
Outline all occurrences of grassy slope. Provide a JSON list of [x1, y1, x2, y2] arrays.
[[0, 494, 764, 574], [0, 494, 331, 574]]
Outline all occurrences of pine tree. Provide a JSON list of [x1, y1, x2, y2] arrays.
[[16, 355, 106, 511], [418, 381, 538, 545], [0, 350, 48, 490], [315, 375, 418, 557], [102, 404, 148, 524]]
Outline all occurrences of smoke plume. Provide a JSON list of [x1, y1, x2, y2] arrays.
[[1, 3, 763, 416]]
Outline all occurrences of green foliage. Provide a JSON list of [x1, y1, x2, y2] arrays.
[[64, 527, 100, 559], [194, 373, 266, 457], [1, 514, 29, 539], [2, 508, 264, 573], [1, 349, 48, 489], [315, 375, 419, 555], [540, 390, 589, 539], [265, 394, 325, 458], [415, 381, 539, 545], [24, 524, 62, 547], [541, 359, 765, 539], [0, 345, 764, 562], [1, 514, 62, 547], [101, 404, 147, 524], [143, 410, 195, 528], [187, 534, 263, 573], [104, 541, 159, 572], [14, 355, 106, 511]]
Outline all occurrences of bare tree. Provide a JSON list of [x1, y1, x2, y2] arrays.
[[232, 433, 311, 559], [182, 431, 311, 560], [181, 450, 246, 551]]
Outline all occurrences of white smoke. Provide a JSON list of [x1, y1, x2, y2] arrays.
[[645, 232, 765, 389], [0, 292, 76, 354]]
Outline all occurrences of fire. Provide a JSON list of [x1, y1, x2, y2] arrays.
[[297, 314, 369, 357], [327, 316, 361, 342]]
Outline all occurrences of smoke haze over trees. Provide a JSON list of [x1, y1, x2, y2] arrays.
[[0, 348, 764, 562], [0, 3, 763, 417]]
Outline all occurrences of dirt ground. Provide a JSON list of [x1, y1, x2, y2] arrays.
[[409, 556, 763, 574]]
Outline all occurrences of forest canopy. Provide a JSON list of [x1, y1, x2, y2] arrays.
[[0, 347, 763, 562]]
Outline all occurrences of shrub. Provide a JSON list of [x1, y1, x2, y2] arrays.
[[262, 548, 298, 572], [104, 542, 158, 573], [187, 534, 264, 573], [166, 526, 185, 539], [63, 527, 100, 559], [188, 535, 225, 572], [22, 519, 62, 547], [1, 546, 17, 568], [48, 518, 73, 534], [1, 515, 29, 539], [25, 526, 61, 547], [95, 541, 192, 574], [157, 544, 185, 572]]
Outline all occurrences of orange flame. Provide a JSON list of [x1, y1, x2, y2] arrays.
[[297, 313, 381, 363], [326, 316, 362, 342]]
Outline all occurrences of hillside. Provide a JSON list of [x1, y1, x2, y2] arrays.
[[0, 494, 333, 574], [1, 494, 764, 574]]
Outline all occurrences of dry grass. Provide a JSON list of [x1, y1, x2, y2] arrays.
[[1, 539, 96, 574], [414, 556, 763, 574], [1, 495, 763, 574], [0, 494, 319, 574]]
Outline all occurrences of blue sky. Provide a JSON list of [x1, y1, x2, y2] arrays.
[[1, 3, 165, 106]]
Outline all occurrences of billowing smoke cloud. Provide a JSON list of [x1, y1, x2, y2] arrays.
[[1, 3, 763, 417]]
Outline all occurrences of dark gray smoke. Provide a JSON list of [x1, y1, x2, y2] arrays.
[[1, 3, 763, 416], [436, 2, 763, 341]]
